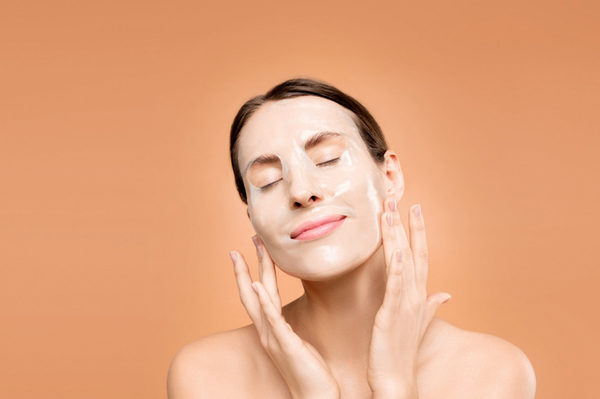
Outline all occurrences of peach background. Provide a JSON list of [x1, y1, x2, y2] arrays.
[[1, 1, 599, 398]]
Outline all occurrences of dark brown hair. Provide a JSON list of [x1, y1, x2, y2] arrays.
[[230, 78, 388, 204]]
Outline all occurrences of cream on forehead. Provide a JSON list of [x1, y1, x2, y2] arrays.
[[237, 96, 361, 166], [235, 95, 386, 280], [255, 96, 358, 131]]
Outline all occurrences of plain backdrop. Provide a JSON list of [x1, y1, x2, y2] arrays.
[[1, 1, 599, 398]]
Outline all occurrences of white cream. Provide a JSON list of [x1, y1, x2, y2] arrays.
[[237, 96, 388, 280]]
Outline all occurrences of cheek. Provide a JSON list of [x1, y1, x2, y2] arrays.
[[347, 174, 386, 246], [348, 172, 387, 214], [249, 210, 282, 246], [249, 211, 268, 235]]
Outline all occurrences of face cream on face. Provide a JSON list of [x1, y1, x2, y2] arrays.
[[237, 96, 388, 280]]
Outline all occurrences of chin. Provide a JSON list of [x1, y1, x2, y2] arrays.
[[267, 223, 383, 281], [283, 245, 381, 281]]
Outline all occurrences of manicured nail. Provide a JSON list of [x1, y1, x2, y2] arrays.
[[388, 199, 397, 212], [396, 250, 403, 262], [443, 295, 452, 304], [229, 251, 237, 263], [387, 213, 393, 226], [412, 205, 421, 218], [251, 282, 259, 294]]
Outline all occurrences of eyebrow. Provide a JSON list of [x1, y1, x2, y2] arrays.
[[304, 131, 343, 152], [244, 154, 280, 176], [243, 131, 343, 176]]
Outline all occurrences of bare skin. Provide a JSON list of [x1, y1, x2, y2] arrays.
[[168, 291, 535, 398], [168, 211, 536, 398], [167, 96, 536, 398]]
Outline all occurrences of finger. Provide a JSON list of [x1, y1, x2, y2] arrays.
[[259, 291, 273, 350], [381, 200, 399, 276], [231, 251, 262, 328], [385, 200, 418, 300], [423, 292, 452, 329], [381, 250, 404, 313], [247, 247, 282, 353], [253, 281, 298, 350], [409, 204, 428, 298], [251, 282, 275, 352], [253, 235, 282, 312]]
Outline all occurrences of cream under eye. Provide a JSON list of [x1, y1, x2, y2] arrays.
[[247, 156, 283, 190], [305, 133, 347, 168]]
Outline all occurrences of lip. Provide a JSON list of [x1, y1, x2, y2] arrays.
[[290, 214, 347, 241]]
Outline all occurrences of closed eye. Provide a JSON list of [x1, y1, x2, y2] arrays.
[[260, 179, 282, 191], [259, 158, 340, 191], [317, 158, 341, 167]]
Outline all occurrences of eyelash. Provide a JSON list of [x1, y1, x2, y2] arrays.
[[259, 158, 341, 192], [317, 157, 341, 167], [260, 180, 281, 191]]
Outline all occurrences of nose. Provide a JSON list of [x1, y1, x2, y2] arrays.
[[287, 166, 324, 209]]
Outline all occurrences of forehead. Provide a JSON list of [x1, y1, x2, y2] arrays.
[[237, 96, 361, 164]]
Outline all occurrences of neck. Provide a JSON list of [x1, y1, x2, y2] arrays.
[[284, 246, 387, 369]]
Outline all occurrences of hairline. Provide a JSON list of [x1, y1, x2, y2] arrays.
[[230, 81, 388, 204]]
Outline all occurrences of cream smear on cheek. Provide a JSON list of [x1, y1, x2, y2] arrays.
[[238, 97, 387, 280]]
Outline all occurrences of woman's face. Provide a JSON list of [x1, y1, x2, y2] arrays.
[[237, 96, 389, 280]]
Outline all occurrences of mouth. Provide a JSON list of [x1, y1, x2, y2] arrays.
[[290, 214, 347, 241]]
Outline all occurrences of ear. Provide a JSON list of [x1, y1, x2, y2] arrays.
[[246, 208, 250, 220], [381, 150, 404, 200]]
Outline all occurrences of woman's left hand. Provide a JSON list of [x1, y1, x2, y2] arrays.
[[367, 199, 452, 399]]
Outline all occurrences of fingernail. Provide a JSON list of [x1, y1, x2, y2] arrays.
[[443, 295, 452, 304], [252, 236, 264, 257], [251, 282, 259, 294], [396, 250, 403, 262], [387, 213, 393, 226], [388, 199, 397, 212], [229, 251, 237, 263], [412, 205, 421, 218]]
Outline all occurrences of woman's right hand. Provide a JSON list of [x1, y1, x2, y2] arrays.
[[230, 236, 341, 399]]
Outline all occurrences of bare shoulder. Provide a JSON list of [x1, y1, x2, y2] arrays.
[[167, 324, 268, 399], [423, 317, 536, 399]]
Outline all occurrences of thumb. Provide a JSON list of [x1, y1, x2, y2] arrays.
[[424, 292, 452, 326]]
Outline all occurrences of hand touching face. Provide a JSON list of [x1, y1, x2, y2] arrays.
[[236, 96, 391, 280]]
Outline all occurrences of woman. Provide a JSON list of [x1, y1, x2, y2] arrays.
[[167, 78, 536, 398]]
